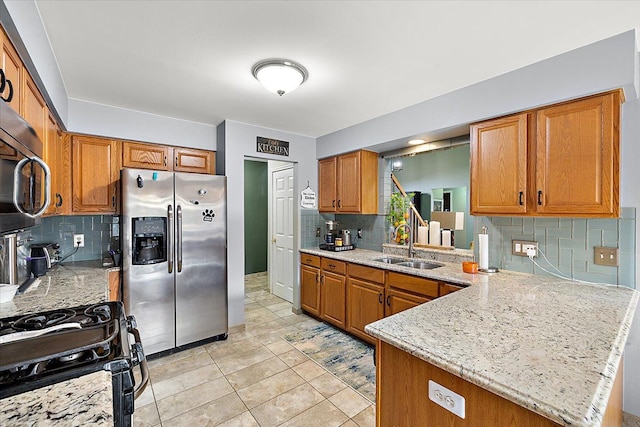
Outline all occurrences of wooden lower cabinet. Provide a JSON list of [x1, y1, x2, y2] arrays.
[[347, 277, 384, 344], [385, 288, 430, 316], [321, 270, 346, 328], [301, 264, 320, 316], [377, 341, 562, 427], [108, 270, 120, 302]]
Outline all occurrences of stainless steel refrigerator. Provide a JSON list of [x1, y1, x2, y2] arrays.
[[122, 168, 227, 355]]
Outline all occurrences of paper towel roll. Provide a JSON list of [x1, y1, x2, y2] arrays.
[[478, 233, 489, 270], [418, 226, 429, 244], [442, 230, 452, 247], [429, 221, 440, 246]]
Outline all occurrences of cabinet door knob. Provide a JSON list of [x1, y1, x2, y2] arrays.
[[537, 190, 543, 205], [518, 191, 524, 206]]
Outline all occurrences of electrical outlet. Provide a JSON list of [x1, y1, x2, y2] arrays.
[[512, 240, 538, 257], [357, 228, 363, 238], [74, 234, 85, 247], [315, 227, 321, 238], [428, 380, 465, 419], [594, 246, 618, 266]]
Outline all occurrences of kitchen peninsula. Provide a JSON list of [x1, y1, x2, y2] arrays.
[[300, 248, 638, 426]]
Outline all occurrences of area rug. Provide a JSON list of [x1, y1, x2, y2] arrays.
[[284, 323, 376, 402]]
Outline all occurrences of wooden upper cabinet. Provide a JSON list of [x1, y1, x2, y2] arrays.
[[71, 135, 121, 214], [123, 141, 171, 171], [318, 150, 378, 214], [470, 113, 528, 215], [318, 157, 337, 211], [173, 147, 215, 174], [470, 90, 622, 217], [44, 112, 61, 216], [1, 26, 22, 113], [21, 73, 47, 143], [535, 91, 620, 217]]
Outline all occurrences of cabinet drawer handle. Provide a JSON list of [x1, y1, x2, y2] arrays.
[[537, 190, 543, 205], [337, 200, 341, 208], [378, 293, 383, 304], [55, 193, 63, 207], [320, 275, 325, 285], [164, 156, 167, 166], [386, 295, 390, 306], [518, 191, 524, 206], [332, 200, 335, 208]]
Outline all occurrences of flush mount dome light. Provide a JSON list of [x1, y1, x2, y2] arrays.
[[408, 139, 425, 145], [252, 59, 308, 96]]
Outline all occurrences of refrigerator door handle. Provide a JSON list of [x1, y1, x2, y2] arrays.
[[167, 205, 174, 274], [177, 205, 183, 273]]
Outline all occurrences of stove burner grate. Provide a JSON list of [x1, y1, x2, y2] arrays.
[[12, 309, 77, 331], [83, 304, 112, 325]]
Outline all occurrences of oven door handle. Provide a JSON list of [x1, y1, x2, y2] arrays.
[[126, 317, 150, 399]]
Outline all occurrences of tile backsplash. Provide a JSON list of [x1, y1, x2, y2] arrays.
[[472, 208, 636, 287], [30, 215, 119, 262], [300, 210, 389, 252]]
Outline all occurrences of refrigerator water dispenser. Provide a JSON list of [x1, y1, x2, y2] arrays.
[[132, 217, 166, 265]]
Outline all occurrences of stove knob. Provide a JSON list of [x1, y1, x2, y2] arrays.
[[126, 315, 138, 330]]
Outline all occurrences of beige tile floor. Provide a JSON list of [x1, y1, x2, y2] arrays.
[[133, 272, 375, 427]]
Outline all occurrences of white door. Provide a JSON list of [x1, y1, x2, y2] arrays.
[[271, 167, 294, 302]]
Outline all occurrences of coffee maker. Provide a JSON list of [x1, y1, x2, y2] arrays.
[[325, 221, 339, 244], [131, 217, 166, 265]]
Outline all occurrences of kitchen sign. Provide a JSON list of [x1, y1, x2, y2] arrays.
[[300, 183, 316, 209], [257, 136, 289, 157]]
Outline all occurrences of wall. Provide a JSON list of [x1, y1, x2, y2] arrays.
[[68, 99, 217, 150], [218, 120, 317, 327], [244, 160, 268, 274], [30, 215, 118, 263]]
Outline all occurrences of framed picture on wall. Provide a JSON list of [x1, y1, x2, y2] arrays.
[[433, 200, 443, 211]]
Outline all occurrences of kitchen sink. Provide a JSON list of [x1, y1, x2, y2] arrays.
[[397, 261, 442, 270], [373, 257, 406, 264]]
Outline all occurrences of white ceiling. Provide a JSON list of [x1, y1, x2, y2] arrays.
[[33, 1, 640, 139]]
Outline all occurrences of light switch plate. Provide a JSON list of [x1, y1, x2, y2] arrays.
[[594, 246, 618, 266], [428, 380, 465, 419]]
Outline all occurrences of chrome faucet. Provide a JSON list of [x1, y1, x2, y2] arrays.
[[394, 223, 416, 258]]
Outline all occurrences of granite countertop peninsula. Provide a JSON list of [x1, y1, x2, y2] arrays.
[[0, 260, 117, 318], [0, 371, 114, 426], [301, 247, 639, 426], [0, 260, 117, 425]]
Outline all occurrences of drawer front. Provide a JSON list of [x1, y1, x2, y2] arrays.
[[300, 253, 320, 268], [321, 258, 347, 275], [387, 271, 439, 299], [349, 263, 385, 284], [440, 282, 464, 296]]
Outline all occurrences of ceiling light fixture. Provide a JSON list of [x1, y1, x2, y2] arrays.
[[252, 59, 308, 96], [408, 139, 425, 145]]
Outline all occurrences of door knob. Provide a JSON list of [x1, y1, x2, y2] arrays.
[[271, 237, 276, 243]]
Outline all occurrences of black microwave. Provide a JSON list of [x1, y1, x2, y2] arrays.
[[0, 100, 51, 234]]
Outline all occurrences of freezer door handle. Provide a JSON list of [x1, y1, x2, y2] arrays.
[[167, 205, 174, 274], [177, 205, 183, 273]]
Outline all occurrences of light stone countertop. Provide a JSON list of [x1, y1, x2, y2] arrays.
[[0, 371, 113, 426], [0, 261, 117, 426], [0, 260, 117, 318], [300, 247, 639, 426]]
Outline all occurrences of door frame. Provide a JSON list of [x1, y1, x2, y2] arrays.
[[267, 161, 296, 299]]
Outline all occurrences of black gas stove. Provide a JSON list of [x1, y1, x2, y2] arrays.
[[0, 302, 148, 426]]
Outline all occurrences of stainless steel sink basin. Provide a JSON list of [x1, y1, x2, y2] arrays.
[[397, 261, 442, 270], [373, 257, 406, 264]]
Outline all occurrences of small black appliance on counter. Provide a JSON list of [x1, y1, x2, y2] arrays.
[[0, 301, 149, 426]]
